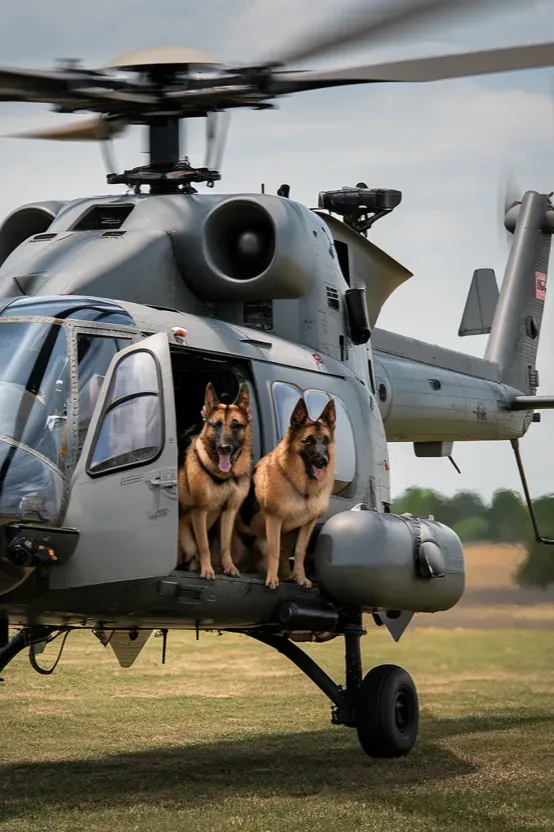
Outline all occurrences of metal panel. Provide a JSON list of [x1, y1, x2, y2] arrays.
[[373, 328, 500, 381]]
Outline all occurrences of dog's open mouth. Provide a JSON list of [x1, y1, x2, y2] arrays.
[[217, 450, 232, 473], [311, 463, 327, 482]]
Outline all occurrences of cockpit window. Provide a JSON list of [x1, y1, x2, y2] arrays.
[[0, 321, 69, 470], [0, 321, 69, 523], [0, 296, 134, 326]]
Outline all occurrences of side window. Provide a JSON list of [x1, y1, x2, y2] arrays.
[[87, 350, 163, 476], [271, 382, 356, 496], [77, 334, 132, 451]]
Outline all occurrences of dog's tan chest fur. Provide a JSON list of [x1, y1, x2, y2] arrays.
[[252, 455, 331, 535]]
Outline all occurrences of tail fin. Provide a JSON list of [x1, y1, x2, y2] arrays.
[[484, 191, 554, 395]]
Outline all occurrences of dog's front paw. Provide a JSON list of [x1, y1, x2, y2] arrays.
[[265, 574, 279, 589], [293, 573, 312, 588], [223, 563, 240, 577], [200, 565, 216, 580]]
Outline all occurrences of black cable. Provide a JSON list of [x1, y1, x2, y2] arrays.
[[28, 629, 70, 675]]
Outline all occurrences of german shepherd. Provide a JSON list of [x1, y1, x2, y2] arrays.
[[236, 395, 336, 589], [178, 382, 252, 579]]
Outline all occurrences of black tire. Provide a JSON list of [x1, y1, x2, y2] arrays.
[[355, 664, 419, 758]]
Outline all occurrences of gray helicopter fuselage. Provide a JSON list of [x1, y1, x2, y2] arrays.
[[0, 188, 542, 633], [0, 191, 531, 450], [0, 294, 391, 630]]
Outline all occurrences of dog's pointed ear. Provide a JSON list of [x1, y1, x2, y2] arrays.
[[234, 383, 252, 422], [201, 383, 219, 421], [289, 396, 310, 430], [318, 397, 336, 429]]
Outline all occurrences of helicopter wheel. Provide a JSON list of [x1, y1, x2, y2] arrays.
[[354, 664, 419, 758]]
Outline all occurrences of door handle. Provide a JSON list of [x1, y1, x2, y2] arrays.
[[145, 468, 178, 497]]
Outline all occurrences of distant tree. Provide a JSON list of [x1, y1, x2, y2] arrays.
[[453, 516, 490, 543], [391, 485, 554, 589], [516, 541, 554, 589], [487, 489, 531, 544], [515, 493, 554, 589], [450, 491, 488, 521], [391, 487, 447, 519]]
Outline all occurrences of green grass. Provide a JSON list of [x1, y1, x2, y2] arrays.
[[0, 626, 553, 832]]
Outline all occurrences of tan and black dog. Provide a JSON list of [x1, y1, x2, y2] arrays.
[[178, 382, 252, 579], [237, 395, 336, 589]]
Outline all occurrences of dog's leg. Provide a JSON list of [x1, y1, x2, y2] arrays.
[[219, 507, 241, 577], [292, 519, 317, 588], [265, 514, 283, 589], [190, 508, 215, 580]]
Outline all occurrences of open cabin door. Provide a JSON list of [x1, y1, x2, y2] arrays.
[[50, 332, 179, 590]]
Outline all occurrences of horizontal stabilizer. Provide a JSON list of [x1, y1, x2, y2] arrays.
[[459, 268, 499, 336], [509, 395, 554, 411]]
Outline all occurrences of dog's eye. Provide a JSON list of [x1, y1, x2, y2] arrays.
[[304, 436, 315, 445], [208, 420, 222, 429], [231, 419, 243, 430]]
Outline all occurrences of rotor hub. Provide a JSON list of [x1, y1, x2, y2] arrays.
[[103, 46, 222, 72]]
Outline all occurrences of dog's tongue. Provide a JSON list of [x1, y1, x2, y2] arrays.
[[312, 465, 326, 482], [218, 451, 232, 473]]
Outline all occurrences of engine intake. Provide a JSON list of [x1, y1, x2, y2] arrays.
[[0, 202, 66, 268], [177, 195, 313, 302], [205, 200, 275, 280]]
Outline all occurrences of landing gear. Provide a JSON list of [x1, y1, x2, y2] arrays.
[[355, 664, 419, 758], [246, 611, 419, 758]]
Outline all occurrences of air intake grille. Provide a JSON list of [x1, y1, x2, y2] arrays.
[[326, 284, 340, 311], [31, 233, 56, 242], [100, 231, 127, 238]]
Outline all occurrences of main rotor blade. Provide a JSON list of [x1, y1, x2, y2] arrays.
[[272, 40, 554, 90], [6, 116, 128, 142], [269, 0, 523, 68], [0, 65, 153, 107]]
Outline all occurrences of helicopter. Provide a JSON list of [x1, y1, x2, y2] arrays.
[[0, 0, 554, 762]]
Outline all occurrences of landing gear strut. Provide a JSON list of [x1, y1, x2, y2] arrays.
[[246, 612, 419, 759]]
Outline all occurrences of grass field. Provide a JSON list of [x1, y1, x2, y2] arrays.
[[0, 545, 553, 832]]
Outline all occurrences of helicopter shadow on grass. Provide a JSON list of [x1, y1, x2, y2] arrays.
[[0, 708, 550, 823]]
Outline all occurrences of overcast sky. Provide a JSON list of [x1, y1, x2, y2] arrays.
[[1, 0, 554, 502]]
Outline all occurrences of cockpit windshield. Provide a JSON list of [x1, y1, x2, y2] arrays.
[[0, 320, 69, 522], [0, 321, 69, 466]]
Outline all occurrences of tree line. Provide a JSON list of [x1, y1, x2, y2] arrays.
[[390, 487, 554, 589]]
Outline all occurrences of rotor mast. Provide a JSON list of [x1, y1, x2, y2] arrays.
[[148, 119, 181, 166]]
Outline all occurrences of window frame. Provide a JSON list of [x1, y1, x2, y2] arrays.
[[85, 347, 165, 478]]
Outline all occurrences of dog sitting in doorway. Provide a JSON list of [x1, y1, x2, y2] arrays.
[[236, 395, 336, 589], [178, 382, 252, 579]]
